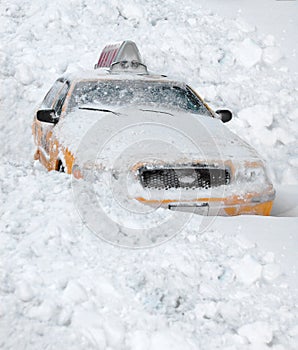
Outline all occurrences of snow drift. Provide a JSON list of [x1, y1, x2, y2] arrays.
[[0, 0, 298, 349]]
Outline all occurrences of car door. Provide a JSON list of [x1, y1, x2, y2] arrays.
[[34, 79, 70, 170]]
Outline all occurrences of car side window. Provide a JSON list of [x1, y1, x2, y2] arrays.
[[41, 80, 66, 109], [53, 82, 70, 115]]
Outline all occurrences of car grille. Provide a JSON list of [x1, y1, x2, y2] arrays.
[[138, 165, 230, 190]]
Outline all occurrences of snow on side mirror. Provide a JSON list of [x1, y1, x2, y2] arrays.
[[36, 109, 59, 124], [216, 109, 233, 123]]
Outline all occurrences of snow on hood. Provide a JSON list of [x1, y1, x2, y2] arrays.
[[54, 105, 261, 171]]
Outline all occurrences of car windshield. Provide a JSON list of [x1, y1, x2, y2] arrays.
[[67, 80, 212, 116]]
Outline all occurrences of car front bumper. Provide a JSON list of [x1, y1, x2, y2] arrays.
[[135, 190, 275, 216]]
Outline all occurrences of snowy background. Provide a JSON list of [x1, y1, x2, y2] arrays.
[[0, 0, 298, 349]]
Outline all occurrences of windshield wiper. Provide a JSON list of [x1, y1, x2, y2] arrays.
[[140, 109, 173, 116], [79, 106, 118, 115]]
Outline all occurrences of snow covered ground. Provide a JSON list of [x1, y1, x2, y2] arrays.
[[0, 0, 298, 349], [200, 0, 298, 76]]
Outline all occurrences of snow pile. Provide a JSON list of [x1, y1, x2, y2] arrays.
[[1, 0, 298, 349], [1, 163, 298, 349], [230, 38, 263, 68], [238, 105, 273, 130], [0, 0, 297, 185], [238, 321, 273, 346], [231, 254, 263, 285]]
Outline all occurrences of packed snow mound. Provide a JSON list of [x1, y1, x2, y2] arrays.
[[1, 161, 298, 349], [0, 0, 297, 185], [1, 0, 298, 349]]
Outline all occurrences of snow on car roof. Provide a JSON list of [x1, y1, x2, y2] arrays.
[[64, 68, 181, 85], [64, 40, 181, 85]]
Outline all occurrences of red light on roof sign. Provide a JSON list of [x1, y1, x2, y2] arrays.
[[95, 40, 142, 69]]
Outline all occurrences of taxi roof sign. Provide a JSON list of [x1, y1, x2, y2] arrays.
[[95, 40, 143, 69]]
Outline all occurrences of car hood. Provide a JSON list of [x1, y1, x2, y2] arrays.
[[54, 106, 262, 170]]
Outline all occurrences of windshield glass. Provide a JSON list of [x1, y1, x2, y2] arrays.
[[67, 80, 211, 116]]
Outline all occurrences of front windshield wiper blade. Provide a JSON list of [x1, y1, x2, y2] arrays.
[[139, 109, 173, 116], [79, 107, 119, 115]]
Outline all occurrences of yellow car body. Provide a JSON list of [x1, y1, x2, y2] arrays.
[[32, 41, 275, 216]]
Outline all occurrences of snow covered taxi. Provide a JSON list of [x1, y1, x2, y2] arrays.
[[32, 41, 275, 216]]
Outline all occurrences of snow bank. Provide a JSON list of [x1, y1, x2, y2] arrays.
[[231, 38, 263, 68], [0, 0, 297, 185], [0, 163, 297, 349], [1, 0, 298, 349], [238, 321, 273, 345]]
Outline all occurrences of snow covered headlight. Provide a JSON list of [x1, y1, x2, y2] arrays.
[[236, 162, 267, 184]]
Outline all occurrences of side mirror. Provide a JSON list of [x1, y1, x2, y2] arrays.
[[36, 109, 59, 124], [216, 109, 232, 123]]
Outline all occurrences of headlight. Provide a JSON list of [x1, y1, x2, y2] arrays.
[[236, 163, 267, 184]]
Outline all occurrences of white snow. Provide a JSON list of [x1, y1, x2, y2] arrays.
[[231, 254, 263, 285], [262, 46, 283, 66], [200, 0, 298, 76], [238, 105, 273, 130], [0, 0, 298, 349], [238, 321, 273, 345], [231, 38, 263, 68], [262, 263, 281, 283]]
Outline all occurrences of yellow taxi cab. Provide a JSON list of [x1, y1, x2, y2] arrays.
[[32, 41, 275, 216]]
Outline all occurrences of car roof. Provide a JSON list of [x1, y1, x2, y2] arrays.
[[63, 68, 186, 87], [60, 41, 189, 87]]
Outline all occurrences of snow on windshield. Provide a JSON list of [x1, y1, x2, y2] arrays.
[[68, 80, 211, 115]]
